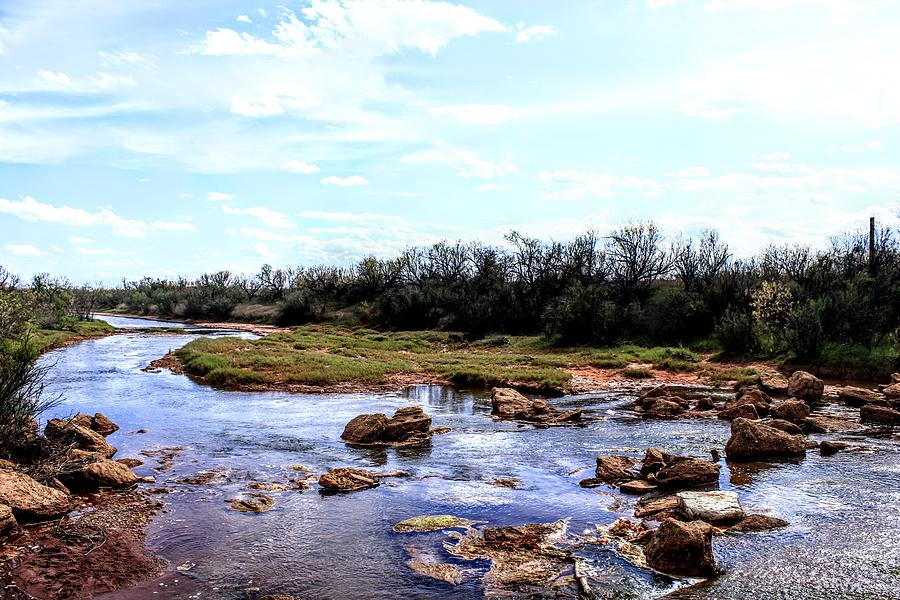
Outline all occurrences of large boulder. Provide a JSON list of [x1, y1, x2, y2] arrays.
[[732, 388, 772, 415], [643, 399, 683, 419], [769, 400, 811, 423], [644, 518, 717, 577], [44, 419, 116, 458], [836, 387, 882, 407], [340, 407, 431, 446], [0, 470, 70, 521], [59, 459, 139, 492], [639, 448, 671, 477], [860, 404, 900, 425], [883, 383, 900, 399], [0, 504, 18, 536], [70, 412, 119, 436], [759, 373, 789, 396], [724, 418, 806, 460], [718, 402, 759, 421], [594, 455, 637, 484], [341, 413, 389, 444], [767, 419, 804, 435], [677, 490, 744, 524], [655, 457, 720, 489], [383, 406, 431, 441], [788, 371, 824, 402], [318, 468, 379, 492], [491, 388, 581, 425]]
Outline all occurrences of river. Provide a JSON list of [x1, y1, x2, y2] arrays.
[[37, 316, 900, 599]]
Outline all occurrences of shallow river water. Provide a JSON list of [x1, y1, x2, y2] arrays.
[[39, 316, 900, 599]]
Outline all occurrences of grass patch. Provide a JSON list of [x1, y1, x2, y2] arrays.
[[30, 319, 116, 352], [620, 367, 654, 379]]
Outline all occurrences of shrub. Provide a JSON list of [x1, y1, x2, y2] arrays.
[[620, 367, 653, 379], [716, 308, 760, 355], [784, 299, 826, 360]]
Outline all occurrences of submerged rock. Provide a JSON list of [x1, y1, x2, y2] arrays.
[[677, 490, 744, 523], [228, 492, 275, 513], [655, 457, 720, 489], [788, 371, 824, 402], [394, 515, 471, 533], [727, 514, 789, 532], [644, 518, 717, 577], [491, 388, 581, 425], [406, 549, 463, 585], [0, 470, 70, 521], [318, 468, 379, 492], [819, 441, 849, 456], [341, 406, 432, 446], [724, 418, 806, 460]]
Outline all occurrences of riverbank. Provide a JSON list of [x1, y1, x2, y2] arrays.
[[93, 311, 290, 337], [32, 319, 117, 354], [160, 323, 770, 395]]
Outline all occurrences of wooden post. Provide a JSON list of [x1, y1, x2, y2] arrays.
[[869, 216, 876, 270]]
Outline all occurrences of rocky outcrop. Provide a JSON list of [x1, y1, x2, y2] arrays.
[[655, 457, 720, 489], [59, 459, 139, 492], [70, 412, 119, 436], [788, 371, 824, 402], [730, 388, 772, 415], [769, 400, 811, 423], [860, 404, 900, 425], [724, 418, 806, 460], [677, 490, 744, 524], [759, 373, 789, 396], [341, 406, 431, 446], [837, 387, 882, 407], [767, 419, 804, 435], [0, 469, 70, 521], [643, 398, 684, 419], [883, 382, 900, 399], [318, 468, 379, 492], [719, 402, 759, 421], [644, 518, 717, 577], [44, 419, 116, 458], [594, 455, 637, 484], [491, 388, 581, 425]]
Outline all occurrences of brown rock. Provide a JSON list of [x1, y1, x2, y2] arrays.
[[492, 387, 532, 417], [491, 387, 581, 424], [724, 418, 806, 460], [0, 470, 70, 521], [259, 596, 295, 600], [819, 441, 849, 456], [860, 404, 900, 425], [719, 402, 759, 421], [71, 412, 119, 436], [634, 495, 680, 519], [727, 514, 789, 532], [640, 448, 671, 477], [383, 406, 432, 441], [44, 419, 116, 458], [837, 387, 882, 407], [60, 459, 139, 492], [804, 415, 867, 433], [655, 457, 720, 489], [644, 399, 683, 419], [0, 503, 18, 536], [620, 480, 657, 495], [116, 458, 144, 468], [640, 385, 672, 403], [759, 373, 789, 396], [770, 400, 811, 423], [595, 455, 637, 483], [644, 518, 717, 577], [767, 419, 804, 435], [318, 467, 379, 492], [341, 413, 389, 444], [695, 397, 716, 410], [883, 382, 900, 399], [788, 371, 824, 402]]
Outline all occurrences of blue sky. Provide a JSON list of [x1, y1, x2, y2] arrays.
[[1, 0, 899, 283]]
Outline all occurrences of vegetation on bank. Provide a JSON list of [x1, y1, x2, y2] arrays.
[[174, 324, 760, 393]]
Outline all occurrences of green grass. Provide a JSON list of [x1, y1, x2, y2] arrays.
[[171, 324, 740, 393], [29, 319, 116, 352], [620, 367, 654, 379]]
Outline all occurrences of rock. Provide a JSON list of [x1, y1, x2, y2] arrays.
[[770, 400, 811, 423], [634, 495, 681, 519], [655, 457, 720, 489], [318, 468, 379, 492], [719, 402, 759, 421], [259, 596, 295, 600], [695, 397, 716, 410], [70, 412, 119, 436], [0, 503, 18, 536], [767, 419, 804, 435], [116, 458, 144, 468], [725, 418, 807, 460], [595, 455, 637, 483], [228, 493, 275, 513], [644, 518, 716, 577], [406, 554, 463, 585], [727, 514, 789, 532], [59, 459, 138, 492], [677, 491, 744, 523], [44, 419, 116, 458], [0, 470, 70, 521], [860, 404, 900, 425], [759, 373, 789, 396], [788, 371, 824, 402], [491, 387, 581, 425], [892, 373, 900, 385], [837, 387, 882, 407], [393, 515, 471, 533], [341, 407, 431, 446], [804, 415, 867, 433], [383, 406, 432, 441], [644, 399, 683, 419], [883, 383, 900, 399], [619, 480, 656, 495], [820, 441, 849, 456], [640, 448, 671, 477], [606, 518, 652, 544], [640, 385, 672, 403], [734, 388, 772, 414]]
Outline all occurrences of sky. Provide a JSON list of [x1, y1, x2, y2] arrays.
[[1, 0, 899, 283]]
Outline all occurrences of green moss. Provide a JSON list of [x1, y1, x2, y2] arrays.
[[394, 515, 471, 533]]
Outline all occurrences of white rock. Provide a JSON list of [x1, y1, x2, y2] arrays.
[[677, 490, 744, 523]]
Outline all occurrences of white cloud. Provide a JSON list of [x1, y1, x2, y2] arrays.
[[69, 236, 93, 244], [253, 242, 279, 259], [281, 160, 320, 174], [320, 175, 370, 186], [222, 205, 296, 228], [207, 191, 235, 202], [828, 140, 887, 154], [666, 166, 711, 178], [514, 22, 557, 43], [75, 247, 115, 255], [0, 196, 195, 237], [538, 169, 663, 200], [230, 87, 323, 117], [475, 183, 511, 192], [237, 15, 253, 24], [3, 243, 44, 257], [403, 148, 518, 179], [427, 103, 519, 125], [92, 72, 137, 89], [97, 50, 148, 66], [37, 69, 70, 85]]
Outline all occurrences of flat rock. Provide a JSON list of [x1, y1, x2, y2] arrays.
[[837, 387, 882, 407], [620, 480, 657, 495], [860, 404, 900, 425], [59, 459, 138, 492], [728, 514, 789, 532], [634, 496, 680, 519], [655, 457, 720, 489], [228, 492, 275, 512], [725, 418, 806, 460], [318, 467, 379, 492], [677, 490, 744, 523], [0, 470, 70, 521], [804, 415, 867, 433], [394, 515, 471, 533]]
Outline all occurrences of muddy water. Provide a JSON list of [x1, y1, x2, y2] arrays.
[[39, 317, 900, 599]]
